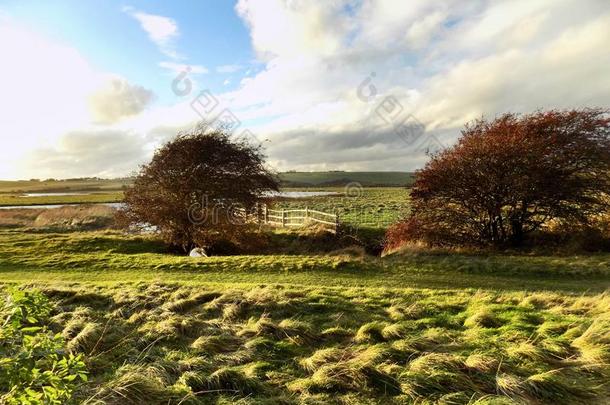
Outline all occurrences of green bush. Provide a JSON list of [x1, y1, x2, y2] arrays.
[[0, 288, 87, 404]]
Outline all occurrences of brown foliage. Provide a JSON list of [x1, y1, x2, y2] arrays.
[[116, 128, 279, 252], [387, 109, 610, 248]]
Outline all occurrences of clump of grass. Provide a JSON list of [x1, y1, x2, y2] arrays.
[[407, 352, 463, 374], [294, 344, 401, 395], [300, 348, 347, 372], [162, 291, 222, 313], [141, 315, 201, 340], [206, 367, 263, 395], [464, 354, 498, 373], [386, 303, 424, 321], [520, 293, 559, 309], [238, 315, 316, 343], [277, 318, 317, 342], [496, 374, 526, 401], [525, 369, 597, 402], [381, 322, 411, 340], [242, 361, 273, 379], [178, 367, 263, 396], [222, 302, 246, 320], [62, 317, 88, 339], [293, 362, 399, 395], [572, 316, 610, 365], [92, 365, 173, 404], [401, 353, 476, 399], [67, 322, 103, 354], [464, 308, 502, 328], [505, 341, 545, 362], [537, 320, 571, 337], [191, 333, 241, 354], [355, 321, 388, 343], [320, 326, 352, 340]]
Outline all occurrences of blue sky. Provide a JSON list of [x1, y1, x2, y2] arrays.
[[1, 0, 255, 101], [0, 0, 609, 179]]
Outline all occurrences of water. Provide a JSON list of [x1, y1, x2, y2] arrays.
[[0, 203, 124, 210], [22, 192, 93, 197]]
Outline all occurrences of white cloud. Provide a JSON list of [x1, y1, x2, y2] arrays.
[[0, 15, 160, 179], [158, 61, 208, 74], [226, 0, 610, 172], [24, 130, 149, 179], [88, 77, 155, 124], [123, 6, 181, 59], [236, 0, 352, 60], [216, 64, 243, 73]]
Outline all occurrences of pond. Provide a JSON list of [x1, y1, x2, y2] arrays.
[[0, 203, 124, 210], [21, 192, 94, 197]]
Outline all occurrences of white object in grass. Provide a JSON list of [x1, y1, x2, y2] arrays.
[[189, 248, 208, 258]]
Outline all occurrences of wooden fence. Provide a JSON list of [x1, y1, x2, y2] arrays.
[[236, 205, 339, 233]]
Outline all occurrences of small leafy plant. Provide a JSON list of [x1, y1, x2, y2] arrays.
[[0, 288, 87, 404]]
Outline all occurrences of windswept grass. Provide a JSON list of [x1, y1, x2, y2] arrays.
[[1, 283, 607, 404]]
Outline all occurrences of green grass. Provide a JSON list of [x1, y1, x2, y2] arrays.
[[1, 282, 607, 404], [0, 229, 608, 291], [276, 187, 410, 228]]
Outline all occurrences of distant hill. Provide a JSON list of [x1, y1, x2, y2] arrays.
[[278, 171, 415, 187]]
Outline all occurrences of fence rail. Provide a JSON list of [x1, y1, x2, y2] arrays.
[[236, 205, 339, 233]]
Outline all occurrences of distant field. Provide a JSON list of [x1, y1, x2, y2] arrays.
[[0, 178, 128, 206], [279, 171, 415, 187], [0, 178, 130, 193], [0, 174, 413, 207], [276, 187, 410, 228]]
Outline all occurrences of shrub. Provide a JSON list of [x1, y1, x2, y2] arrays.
[[0, 289, 88, 404], [117, 127, 278, 252], [387, 109, 610, 249]]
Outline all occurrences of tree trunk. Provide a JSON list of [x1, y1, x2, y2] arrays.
[[510, 220, 524, 246]]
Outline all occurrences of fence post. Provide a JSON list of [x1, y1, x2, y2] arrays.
[[263, 204, 268, 224], [281, 209, 286, 227], [334, 212, 339, 233], [305, 206, 309, 221]]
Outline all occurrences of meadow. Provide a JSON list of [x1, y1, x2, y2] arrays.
[[0, 187, 609, 404], [0, 178, 126, 207]]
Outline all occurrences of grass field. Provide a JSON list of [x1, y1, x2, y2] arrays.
[[0, 188, 609, 404], [0, 224, 609, 404], [276, 188, 410, 228]]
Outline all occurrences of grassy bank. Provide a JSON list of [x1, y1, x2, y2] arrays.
[[0, 229, 608, 291]]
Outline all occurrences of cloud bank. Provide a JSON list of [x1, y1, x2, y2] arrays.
[[1, 1, 609, 179]]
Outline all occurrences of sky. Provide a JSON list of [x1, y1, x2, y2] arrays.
[[0, 0, 609, 180]]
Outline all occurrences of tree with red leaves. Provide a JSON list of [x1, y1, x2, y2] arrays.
[[386, 109, 610, 248]]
